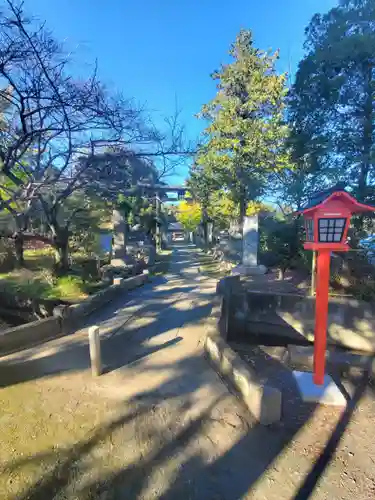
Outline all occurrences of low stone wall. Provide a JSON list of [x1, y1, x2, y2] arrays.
[[287, 345, 375, 377], [65, 273, 147, 328], [227, 286, 375, 353], [205, 334, 282, 424], [0, 317, 62, 355], [278, 294, 375, 353], [204, 291, 282, 425], [0, 273, 148, 356]]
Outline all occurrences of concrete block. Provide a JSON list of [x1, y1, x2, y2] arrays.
[[205, 334, 282, 425], [52, 304, 70, 319], [292, 371, 347, 407]]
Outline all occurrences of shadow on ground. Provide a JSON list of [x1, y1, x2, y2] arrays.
[[2, 349, 369, 500], [0, 246, 215, 387], [0, 244, 372, 499]]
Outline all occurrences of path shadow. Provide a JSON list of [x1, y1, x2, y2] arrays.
[[2, 245, 369, 499], [0, 288, 214, 387], [0, 336, 183, 389], [293, 371, 368, 500], [2, 345, 369, 499]]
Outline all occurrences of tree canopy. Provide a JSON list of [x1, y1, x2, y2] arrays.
[[195, 29, 289, 221], [289, 0, 375, 206]]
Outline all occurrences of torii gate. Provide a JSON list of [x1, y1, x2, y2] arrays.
[[122, 183, 191, 250]]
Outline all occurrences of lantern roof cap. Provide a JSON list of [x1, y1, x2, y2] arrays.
[[299, 186, 375, 215]]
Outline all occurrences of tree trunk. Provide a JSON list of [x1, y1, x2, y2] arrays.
[[239, 195, 246, 230], [14, 233, 24, 267], [278, 267, 286, 281], [202, 205, 208, 250], [54, 240, 69, 272], [310, 250, 317, 296], [359, 63, 373, 202], [356, 62, 373, 230], [155, 191, 161, 252], [52, 228, 70, 274]]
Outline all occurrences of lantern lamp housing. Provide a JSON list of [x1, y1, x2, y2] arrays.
[[298, 189, 375, 252]]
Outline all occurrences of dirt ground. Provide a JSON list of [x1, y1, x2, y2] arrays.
[[233, 342, 375, 500], [2, 347, 375, 500], [1, 245, 375, 499]]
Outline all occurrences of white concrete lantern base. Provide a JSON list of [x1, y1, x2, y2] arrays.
[[292, 371, 347, 407]]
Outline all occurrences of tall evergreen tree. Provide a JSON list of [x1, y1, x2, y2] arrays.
[[196, 29, 289, 226]]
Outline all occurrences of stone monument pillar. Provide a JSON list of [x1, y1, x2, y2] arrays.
[[243, 215, 258, 267], [207, 222, 213, 246], [232, 214, 266, 275], [110, 208, 128, 267]]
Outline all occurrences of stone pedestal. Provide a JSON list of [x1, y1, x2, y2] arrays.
[[231, 264, 267, 276]]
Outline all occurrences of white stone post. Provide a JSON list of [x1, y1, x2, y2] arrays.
[[88, 326, 102, 377], [111, 208, 127, 267], [242, 215, 258, 267]]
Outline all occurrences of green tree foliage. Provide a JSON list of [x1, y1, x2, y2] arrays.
[[196, 29, 289, 221], [66, 194, 111, 256], [260, 216, 305, 279], [291, 0, 375, 205], [207, 190, 238, 230], [188, 163, 216, 211], [176, 200, 201, 232]]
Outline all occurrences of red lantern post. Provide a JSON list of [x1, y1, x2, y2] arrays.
[[299, 189, 375, 385], [314, 249, 331, 384]]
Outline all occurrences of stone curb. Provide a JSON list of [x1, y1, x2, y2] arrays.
[[204, 291, 282, 425], [204, 334, 282, 425], [287, 345, 375, 377], [0, 273, 149, 356], [0, 317, 62, 356], [66, 273, 148, 322]]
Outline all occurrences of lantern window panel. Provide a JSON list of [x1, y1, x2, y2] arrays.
[[318, 218, 346, 243], [305, 219, 314, 241]]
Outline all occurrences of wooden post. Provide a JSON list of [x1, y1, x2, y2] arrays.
[[310, 250, 317, 296], [313, 250, 330, 385], [88, 326, 101, 377]]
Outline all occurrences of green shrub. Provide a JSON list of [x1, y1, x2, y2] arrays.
[[259, 216, 306, 277], [0, 239, 15, 272], [54, 275, 86, 300]]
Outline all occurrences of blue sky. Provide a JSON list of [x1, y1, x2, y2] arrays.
[[24, 0, 337, 183]]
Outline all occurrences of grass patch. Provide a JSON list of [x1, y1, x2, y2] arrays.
[[0, 269, 88, 301], [51, 276, 87, 300], [197, 254, 230, 279], [0, 249, 104, 302], [23, 248, 55, 271]]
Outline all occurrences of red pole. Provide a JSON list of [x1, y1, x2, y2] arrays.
[[313, 249, 331, 385]]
